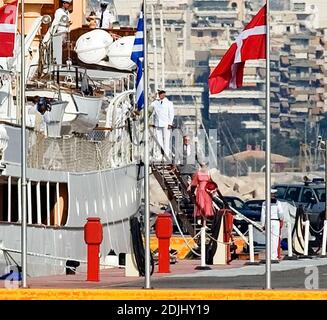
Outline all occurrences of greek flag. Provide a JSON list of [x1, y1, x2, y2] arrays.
[[131, 10, 144, 111]]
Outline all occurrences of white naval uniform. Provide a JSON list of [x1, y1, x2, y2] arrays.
[[261, 199, 284, 260], [96, 10, 116, 29], [151, 97, 174, 157], [53, 8, 70, 34], [26, 104, 51, 135]]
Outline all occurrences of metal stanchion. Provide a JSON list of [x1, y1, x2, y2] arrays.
[[195, 221, 211, 270], [299, 220, 312, 259], [320, 220, 327, 258], [245, 224, 260, 265]]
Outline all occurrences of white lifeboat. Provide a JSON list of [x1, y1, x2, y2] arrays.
[[75, 29, 114, 65], [107, 36, 136, 71]]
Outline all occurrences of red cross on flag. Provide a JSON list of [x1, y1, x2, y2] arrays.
[[0, 0, 18, 57], [208, 5, 266, 94]]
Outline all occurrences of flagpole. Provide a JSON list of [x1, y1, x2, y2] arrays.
[[143, 0, 151, 289], [20, 0, 27, 288], [265, 0, 272, 290]]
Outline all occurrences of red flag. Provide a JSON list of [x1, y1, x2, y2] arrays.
[[209, 5, 266, 94], [0, 0, 18, 57]]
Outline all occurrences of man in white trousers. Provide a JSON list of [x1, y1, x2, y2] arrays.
[[261, 189, 284, 262], [151, 90, 174, 158]]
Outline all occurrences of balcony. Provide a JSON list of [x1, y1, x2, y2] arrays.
[[243, 76, 265, 84], [241, 121, 265, 130], [245, 60, 266, 68], [194, 8, 238, 19], [289, 73, 315, 81], [209, 104, 265, 115], [210, 90, 265, 99]]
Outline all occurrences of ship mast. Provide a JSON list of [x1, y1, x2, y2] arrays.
[[20, 0, 28, 288]]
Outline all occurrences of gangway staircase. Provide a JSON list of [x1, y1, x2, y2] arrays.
[[151, 162, 193, 235], [149, 129, 215, 237], [151, 161, 219, 237]]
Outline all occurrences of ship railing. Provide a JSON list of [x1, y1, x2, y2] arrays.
[[27, 124, 135, 172], [0, 247, 126, 269]]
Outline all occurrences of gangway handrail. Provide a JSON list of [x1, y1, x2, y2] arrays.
[[212, 194, 264, 233]]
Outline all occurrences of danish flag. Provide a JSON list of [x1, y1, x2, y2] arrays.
[[0, 0, 18, 57], [209, 5, 266, 94]]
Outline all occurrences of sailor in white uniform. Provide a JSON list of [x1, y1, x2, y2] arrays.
[[27, 97, 51, 135], [261, 189, 284, 261], [96, 1, 116, 29], [53, 0, 72, 34], [151, 90, 175, 158]]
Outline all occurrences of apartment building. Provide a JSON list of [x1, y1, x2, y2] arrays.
[[84, 1, 327, 138]]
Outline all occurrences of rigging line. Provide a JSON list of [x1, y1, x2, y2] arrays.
[[220, 125, 236, 160], [221, 119, 249, 170], [105, 96, 134, 251], [168, 201, 201, 257], [161, 86, 205, 164], [197, 111, 218, 168]]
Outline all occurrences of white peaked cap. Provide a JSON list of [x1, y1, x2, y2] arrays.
[[62, 0, 72, 3]]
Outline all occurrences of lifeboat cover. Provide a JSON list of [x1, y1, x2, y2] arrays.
[[107, 36, 136, 71], [75, 29, 113, 64]]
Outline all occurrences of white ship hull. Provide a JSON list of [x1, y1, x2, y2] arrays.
[[0, 122, 143, 277]]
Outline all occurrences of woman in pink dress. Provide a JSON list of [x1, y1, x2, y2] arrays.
[[188, 163, 216, 218]]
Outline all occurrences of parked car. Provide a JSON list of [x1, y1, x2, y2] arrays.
[[272, 181, 326, 229], [224, 196, 263, 221], [243, 199, 265, 221], [223, 196, 263, 233]]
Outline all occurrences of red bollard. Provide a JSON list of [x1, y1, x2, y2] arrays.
[[155, 213, 173, 273], [84, 217, 103, 281]]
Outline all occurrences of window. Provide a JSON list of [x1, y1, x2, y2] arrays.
[[211, 31, 217, 38], [275, 186, 287, 199], [118, 15, 130, 26], [300, 188, 313, 203], [198, 31, 203, 37], [314, 188, 326, 202], [285, 187, 301, 202], [293, 2, 305, 12], [0, 177, 68, 226], [233, 199, 244, 210]]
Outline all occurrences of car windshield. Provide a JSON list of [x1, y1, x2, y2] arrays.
[[314, 188, 326, 202], [226, 198, 244, 209], [233, 198, 244, 209]]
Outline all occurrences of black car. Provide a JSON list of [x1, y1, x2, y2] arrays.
[[243, 199, 265, 221], [272, 181, 326, 229], [223, 196, 263, 233]]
